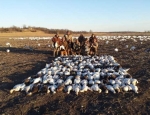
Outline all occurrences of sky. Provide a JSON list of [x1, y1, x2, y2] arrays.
[[0, 0, 150, 32]]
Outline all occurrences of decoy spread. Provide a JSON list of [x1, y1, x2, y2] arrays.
[[10, 55, 139, 95]]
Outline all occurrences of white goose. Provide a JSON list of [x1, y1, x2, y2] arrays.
[[130, 84, 138, 93], [64, 79, 72, 85], [131, 78, 138, 86], [91, 84, 101, 93], [74, 76, 81, 84], [48, 85, 57, 94], [10, 83, 25, 93], [66, 85, 73, 94], [106, 85, 116, 94], [32, 77, 42, 84], [73, 84, 81, 95], [113, 84, 120, 93], [80, 84, 91, 92], [24, 84, 34, 94]]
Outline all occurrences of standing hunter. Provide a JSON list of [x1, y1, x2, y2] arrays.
[[64, 31, 73, 55]]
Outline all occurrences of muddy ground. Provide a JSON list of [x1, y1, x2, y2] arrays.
[[0, 37, 150, 115]]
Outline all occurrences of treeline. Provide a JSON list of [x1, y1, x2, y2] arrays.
[[0, 26, 88, 34], [0, 26, 22, 32], [33, 27, 88, 34]]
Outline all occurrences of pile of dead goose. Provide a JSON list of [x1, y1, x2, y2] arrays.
[[10, 55, 139, 96]]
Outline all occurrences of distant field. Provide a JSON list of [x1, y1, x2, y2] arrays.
[[0, 34, 150, 114], [0, 31, 150, 38]]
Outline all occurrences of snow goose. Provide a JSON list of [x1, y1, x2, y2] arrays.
[[73, 84, 81, 95], [64, 78, 72, 85], [80, 79, 88, 85], [94, 80, 101, 84], [130, 46, 136, 51], [88, 80, 95, 85], [93, 72, 100, 80], [106, 85, 116, 94], [100, 85, 108, 93], [23, 76, 32, 85], [57, 84, 65, 92], [131, 78, 138, 86], [114, 48, 118, 52], [48, 78, 56, 85], [122, 85, 129, 92], [74, 75, 81, 84], [6, 49, 10, 53], [48, 85, 57, 94], [27, 83, 41, 96], [109, 79, 116, 85], [113, 84, 120, 93], [123, 78, 131, 85], [90, 84, 101, 93], [10, 83, 25, 93], [130, 84, 138, 93], [32, 77, 42, 84], [24, 83, 34, 94], [80, 84, 91, 92], [66, 85, 73, 94], [56, 79, 64, 85]]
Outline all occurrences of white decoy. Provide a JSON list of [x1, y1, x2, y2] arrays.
[[88, 75, 93, 80], [89, 80, 95, 85], [113, 84, 120, 93], [123, 78, 131, 85], [115, 79, 122, 86], [53, 75, 59, 80], [125, 45, 129, 48], [24, 84, 34, 94], [130, 84, 138, 93], [93, 73, 100, 80], [74, 76, 81, 84], [66, 85, 73, 94], [117, 75, 124, 79], [56, 79, 64, 85], [73, 84, 81, 95], [45, 63, 50, 68], [48, 78, 56, 85], [91, 84, 101, 93], [80, 84, 91, 92], [42, 75, 49, 84], [122, 85, 129, 92], [130, 46, 136, 51], [109, 79, 116, 85], [48, 85, 57, 94], [64, 71, 70, 75], [131, 78, 138, 86], [38, 43, 40, 47], [106, 41, 109, 44], [6, 49, 10, 53], [64, 79, 72, 85], [119, 68, 130, 74], [128, 85, 132, 91], [80, 79, 88, 85], [114, 48, 118, 52], [94, 80, 101, 84], [6, 42, 11, 47], [47, 70, 52, 75], [106, 85, 116, 94], [68, 76, 74, 80], [10, 83, 25, 93]]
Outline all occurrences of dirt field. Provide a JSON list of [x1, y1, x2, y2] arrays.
[[0, 34, 150, 115]]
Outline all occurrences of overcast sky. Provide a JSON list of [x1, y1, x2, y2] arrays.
[[0, 0, 150, 32]]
